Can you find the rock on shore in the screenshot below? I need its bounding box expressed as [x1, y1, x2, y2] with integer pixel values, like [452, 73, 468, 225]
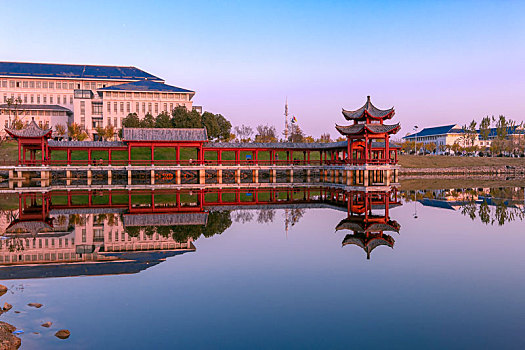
[54, 329, 70, 339]
[0, 321, 21, 349]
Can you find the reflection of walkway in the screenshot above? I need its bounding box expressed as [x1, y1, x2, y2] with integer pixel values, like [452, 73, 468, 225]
[0, 184, 403, 278]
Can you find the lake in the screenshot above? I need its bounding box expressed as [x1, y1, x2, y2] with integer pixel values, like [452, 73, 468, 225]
[0, 185, 524, 349]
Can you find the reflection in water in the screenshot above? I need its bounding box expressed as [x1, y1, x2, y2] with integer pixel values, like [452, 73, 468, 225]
[0, 185, 402, 278]
[336, 190, 401, 259]
[402, 187, 525, 225]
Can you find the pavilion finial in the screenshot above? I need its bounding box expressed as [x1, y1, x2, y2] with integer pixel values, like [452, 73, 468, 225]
[367, 96, 371, 102]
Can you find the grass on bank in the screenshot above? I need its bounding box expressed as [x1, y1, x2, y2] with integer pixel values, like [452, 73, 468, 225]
[398, 155, 525, 168]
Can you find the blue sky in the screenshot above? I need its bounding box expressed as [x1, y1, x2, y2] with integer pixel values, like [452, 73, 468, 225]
[1, 0, 524, 138]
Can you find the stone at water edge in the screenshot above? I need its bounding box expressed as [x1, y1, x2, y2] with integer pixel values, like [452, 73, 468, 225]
[0, 284, 7, 297]
[27, 303, 43, 308]
[41, 322, 52, 328]
[3, 302, 12, 311]
[55, 329, 70, 339]
[0, 321, 22, 349]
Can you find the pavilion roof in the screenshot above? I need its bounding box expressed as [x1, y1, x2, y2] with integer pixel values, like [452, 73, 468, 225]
[342, 233, 395, 259]
[123, 212, 208, 227]
[335, 123, 400, 136]
[335, 218, 400, 233]
[5, 119, 52, 138]
[122, 128, 208, 142]
[342, 96, 395, 121]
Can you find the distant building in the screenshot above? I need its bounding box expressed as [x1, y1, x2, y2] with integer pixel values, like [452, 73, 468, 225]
[0, 61, 196, 139]
[403, 123, 524, 152]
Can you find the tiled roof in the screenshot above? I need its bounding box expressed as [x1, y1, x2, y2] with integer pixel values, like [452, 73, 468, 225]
[122, 128, 208, 142]
[5, 120, 52, 138]
[123, 213, 208, 227]
[48, 140, 126, 148]
[0, 104, 72, 113]
[402, 124, 460, 139]
[335, 218, 400, 232]
[6, 220, 53, 235]
[98, 80, 193, 93]
[0, 61, 162, 81]
[205, 141, 348, 150]
[342, 233, 395, 253]
[342, 96, 395, 120]
[335, 123, 400, 135]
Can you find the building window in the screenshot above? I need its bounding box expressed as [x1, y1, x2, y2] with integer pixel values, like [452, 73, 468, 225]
[170, 103, 173, 111]
[24, 95, 27, 103]
[107, 102, 111, 113]
[114, 102, 117, 113]
[148, 103, 152, 112]
[80, 101, 85, 116]
[106, 92, 112, 98]
[9, 81, 15, 88]
[49, 82, 54, 89]
[70, 96, 73, 104]
[114, 117, 118, 127]
[126, 102, 130, 113]
[91, 82, 96, 89]
[1, 81, 6, 88]
[30, 95, 34, 103]
[136, 102, 139, 112]
[120, 102, 124, 113]
[69, 83, 74, 90]
[50, 96, 53, 104]
[57, 96, 61, 104]
[22, 81, 28, 88]
[92, 102, 103, 115]
[36, 81, 41, 88]
[56, 82, 61, 89]
[154, 103, 158, 114]
[163, 103, 167, 111]
[43, 95, 47, 103]
[29, 81, 34, 88]
[37, 95, 41, 103]
[142, 103, 145, 113]
[43, 81, 48, 88]
[63, 95, 67, 104]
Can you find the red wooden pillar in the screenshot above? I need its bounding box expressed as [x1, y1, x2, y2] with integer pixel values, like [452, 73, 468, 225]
[151, 146, 155, 165]
[67, 149, 71, 165]
[88, 149, 92, 165]
[41, 141, 44, 165]
[364, 135, 369, 164]
[235, 151, 239, 165]
[88, 191, 92, 206]
[127, 145, 131, 165]
[23, 148, 26, 165]
[307, 151, 310, 164]
[176, 146, 180, 165]
[385, 134, 390, 164]
[217, 150, 222, 165]
[17, 141, 21, 165]
[199, 146, 204, 165]
[255, 150, 258, 164]
[347, 137, 351, 164]
[108, 150, 112, 165]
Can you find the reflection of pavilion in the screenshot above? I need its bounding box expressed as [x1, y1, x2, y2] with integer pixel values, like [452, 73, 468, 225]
[336, 189, 401, 259]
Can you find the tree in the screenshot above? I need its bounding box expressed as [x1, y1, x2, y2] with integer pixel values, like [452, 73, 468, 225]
[155, 112, 172, 128]
[171, 107, 201, 128]
[424, 142, 436, 154]
[68, 123, 88, 141]
[289, 123, 304, 143]
[201, 112, 220, 140]
[303, 136, 315, 143]
[4, 97, 26, 128]
[122, 113, 141, 128]
[214, 113, 232, 141]
[461, 120, 477, 147]
[140, 113, 155, 128]
[479, 116, 491, 143]
[319, 133, 331, 143]
[255, 124, 277, 142]
[54, 124, 67, 140]
[234, 124, 254, 142]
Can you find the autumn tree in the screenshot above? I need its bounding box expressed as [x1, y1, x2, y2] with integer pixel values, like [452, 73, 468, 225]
[318, 133, 331, 143]
[255, 124, 277, 142]
[54, 124, 67, 140]
[68, 123, 88, 141]
[234, 124, 254, 142]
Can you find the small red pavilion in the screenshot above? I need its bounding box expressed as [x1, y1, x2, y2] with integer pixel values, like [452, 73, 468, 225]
[5, 119, 52, 166]
[336, 96, 400, 165]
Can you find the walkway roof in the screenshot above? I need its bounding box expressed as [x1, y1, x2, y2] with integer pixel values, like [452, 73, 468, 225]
[122, 128, 208, 142]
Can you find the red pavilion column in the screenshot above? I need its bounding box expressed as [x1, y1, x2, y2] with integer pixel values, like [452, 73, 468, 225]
[385, 134, 390, 164]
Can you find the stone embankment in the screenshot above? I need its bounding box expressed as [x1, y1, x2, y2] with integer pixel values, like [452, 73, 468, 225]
[400, 165, 525, 177]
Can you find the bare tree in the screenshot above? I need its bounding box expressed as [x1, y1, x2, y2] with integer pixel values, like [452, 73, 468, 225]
[234, 124, 254, 142]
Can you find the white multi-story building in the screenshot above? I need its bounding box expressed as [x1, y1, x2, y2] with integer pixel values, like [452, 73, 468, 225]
[0, 61, 197, 139]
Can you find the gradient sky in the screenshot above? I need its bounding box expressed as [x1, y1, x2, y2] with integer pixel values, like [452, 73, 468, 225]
[1, 0, 524, 138]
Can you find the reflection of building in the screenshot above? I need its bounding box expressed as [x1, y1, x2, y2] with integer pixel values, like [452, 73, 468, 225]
[336, 189, 401, 259]
[0, 192, 197, 278]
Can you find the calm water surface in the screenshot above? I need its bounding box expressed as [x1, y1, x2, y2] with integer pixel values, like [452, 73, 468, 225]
[1, 186, 524, 349]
